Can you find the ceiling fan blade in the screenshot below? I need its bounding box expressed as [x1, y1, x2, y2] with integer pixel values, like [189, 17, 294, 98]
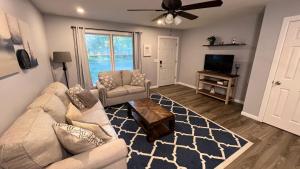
[177, 11, 198, 20]
[152, 13, 167, 22]
[180, 0, 223, 11]
[127, 9, 165, 11]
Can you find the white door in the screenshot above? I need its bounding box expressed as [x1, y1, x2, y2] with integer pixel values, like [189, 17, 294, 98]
[263, 16, 300, 136]
[158, 37, 178, 86]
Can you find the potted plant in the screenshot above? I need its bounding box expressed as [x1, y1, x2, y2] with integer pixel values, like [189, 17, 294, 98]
[207, 36, 216, 46]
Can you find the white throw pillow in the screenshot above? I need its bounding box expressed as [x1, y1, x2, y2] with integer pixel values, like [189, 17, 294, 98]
[130, 72, 145, 87]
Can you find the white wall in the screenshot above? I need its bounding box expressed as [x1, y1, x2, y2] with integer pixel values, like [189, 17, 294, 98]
[243, 0, 300, 117]
[43, 15, 182, 87]
[178, 12, 263, 102]
[0, 0, 52, 134]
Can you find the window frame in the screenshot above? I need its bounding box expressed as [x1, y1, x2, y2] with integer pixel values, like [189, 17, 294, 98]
[85, 30, 134, 72]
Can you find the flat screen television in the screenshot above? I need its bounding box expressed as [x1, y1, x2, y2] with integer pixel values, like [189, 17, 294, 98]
[204, 54, 234, 74]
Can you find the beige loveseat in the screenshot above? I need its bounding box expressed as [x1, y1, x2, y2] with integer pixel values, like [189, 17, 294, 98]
[0, 82, 128, 169]
[96, 70, 151, 107]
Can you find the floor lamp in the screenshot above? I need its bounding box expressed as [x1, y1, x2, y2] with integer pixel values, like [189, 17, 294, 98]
[53, 52, 72, 88]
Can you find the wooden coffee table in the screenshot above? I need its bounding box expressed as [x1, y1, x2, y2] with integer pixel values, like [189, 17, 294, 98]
[127, 98, 175, 142]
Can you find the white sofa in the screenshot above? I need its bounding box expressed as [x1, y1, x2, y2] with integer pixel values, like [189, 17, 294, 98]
[97, 70, 151, 107]
[0, 82, 128, 169]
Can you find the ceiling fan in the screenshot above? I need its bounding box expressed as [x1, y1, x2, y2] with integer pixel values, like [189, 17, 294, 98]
[128, 0, 223, 25]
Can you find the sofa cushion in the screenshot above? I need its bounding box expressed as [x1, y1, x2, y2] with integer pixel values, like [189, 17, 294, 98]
[28, 93, 66, 123]
[107, 86, 128, 98]
[53, 123, 105, 155]
[42, 82, 70, 107]
[0, 108, 64, 169]
[102, 125, 118, 138]
[122, 70, 140, 85]
[99, 71, 122, 87]
[124, 85, 145, 94]
[81, 107, 111, 126]
[66, 85, 86, 110]
[66, 103, 83, 124]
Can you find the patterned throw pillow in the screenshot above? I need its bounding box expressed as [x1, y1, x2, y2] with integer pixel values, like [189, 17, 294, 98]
[71, 121, 112, 142]
[130, 72, 145, 86]
[99, 74, 116, 91]
[65, 103, 83, 124]
[66, 84, 85, 110]
[53, 123, 105, 154]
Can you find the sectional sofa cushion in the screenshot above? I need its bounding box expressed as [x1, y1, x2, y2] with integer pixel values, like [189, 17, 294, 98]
[0, 108, 64, 169]
[28, 93, 66, 123]
[53, 123, 105, 155]
[66, 85, 86, 110]
[42, 82, 70, 107]
[66, 103, 83, 124]
[99, 71, 122, 87]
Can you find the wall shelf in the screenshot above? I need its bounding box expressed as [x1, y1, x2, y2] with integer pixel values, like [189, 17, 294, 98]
[203, 43, 246, 47]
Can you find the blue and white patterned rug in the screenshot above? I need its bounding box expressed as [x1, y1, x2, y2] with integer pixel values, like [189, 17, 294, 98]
[105, 93, 252, 169]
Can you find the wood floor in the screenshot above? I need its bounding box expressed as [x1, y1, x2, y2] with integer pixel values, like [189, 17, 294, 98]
[152, 84, 300, 169]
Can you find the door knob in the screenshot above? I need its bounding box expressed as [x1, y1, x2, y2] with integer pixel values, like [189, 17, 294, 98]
[273, 81, 281, 86]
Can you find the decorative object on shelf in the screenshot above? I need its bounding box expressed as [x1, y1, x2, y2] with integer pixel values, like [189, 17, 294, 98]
[16, 49, 31, 69]
[235, 63, 240, 75]
[210, 87, 215, 94]
[53, 51, 72, 88]
[203, 43, 246, 47]
[143, 44, 152, 57]
[232, 38, 237, 44]
[207, 36, 216, 46]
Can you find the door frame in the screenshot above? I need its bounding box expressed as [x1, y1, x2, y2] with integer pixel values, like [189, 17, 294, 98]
[157, 36, 179, 87]
[258, 15, 300, 122]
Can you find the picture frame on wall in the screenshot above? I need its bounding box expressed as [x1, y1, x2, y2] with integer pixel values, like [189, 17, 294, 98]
[143, 44, 152, 57]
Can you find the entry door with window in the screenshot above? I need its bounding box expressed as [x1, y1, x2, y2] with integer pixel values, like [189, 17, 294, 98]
[158, 37, 178, 86]
[85, 31, 134, 85]
[263, 16, 300, 136]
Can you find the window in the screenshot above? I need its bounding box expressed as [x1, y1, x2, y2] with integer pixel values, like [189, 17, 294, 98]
[85, 31, 134, 84]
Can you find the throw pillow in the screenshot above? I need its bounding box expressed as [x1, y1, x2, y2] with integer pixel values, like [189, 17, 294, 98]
[66, 103, 83, 124]
[76, 90, 98, 109]
[66, 84, 85, 110]
[99, 74, 116, 91]
[71, 121, 112, 142]
[53, 123, 105, 154]
[130, 72, 145, 86]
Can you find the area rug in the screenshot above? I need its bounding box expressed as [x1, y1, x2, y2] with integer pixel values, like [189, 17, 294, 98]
[105, 93, 252, 169]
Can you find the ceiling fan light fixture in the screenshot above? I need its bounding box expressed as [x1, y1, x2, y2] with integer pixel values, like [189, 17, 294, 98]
[157, 19, 165, 25]
[174, 16, 182, 25]
[165, 13, 174, 24]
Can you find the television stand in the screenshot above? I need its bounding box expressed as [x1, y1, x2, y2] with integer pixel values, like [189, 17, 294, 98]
[196, 71, 239, 104]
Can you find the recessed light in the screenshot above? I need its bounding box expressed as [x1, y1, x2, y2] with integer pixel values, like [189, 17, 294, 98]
[76, 7, 85, 14]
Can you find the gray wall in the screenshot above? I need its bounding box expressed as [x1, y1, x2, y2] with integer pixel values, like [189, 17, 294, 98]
[0, 0, 52, 134]
[243, 0, 300, 116]
[178, 12, 263, 102]
[43, 15, 182, 87]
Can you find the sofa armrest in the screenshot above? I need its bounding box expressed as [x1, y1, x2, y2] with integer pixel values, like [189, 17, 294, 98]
[90, 89, 99, 99]
[96, 81, 107, 105]
[46, 139, 128, 169]
[145, 79, 151, 98]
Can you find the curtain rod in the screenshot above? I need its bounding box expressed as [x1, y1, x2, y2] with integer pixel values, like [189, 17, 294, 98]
[70, 26, 141, 34]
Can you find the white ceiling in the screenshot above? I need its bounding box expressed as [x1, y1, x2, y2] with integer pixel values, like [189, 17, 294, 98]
[31, 0, 270, 29]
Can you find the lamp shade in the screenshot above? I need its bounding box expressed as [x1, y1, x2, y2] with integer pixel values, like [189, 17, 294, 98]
[53, 52, 72, 63]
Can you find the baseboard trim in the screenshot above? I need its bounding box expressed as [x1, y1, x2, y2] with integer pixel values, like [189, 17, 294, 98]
[150, 85, 159, 89]
[234, 99, 244, 104]
[241, 111, 260, 121]
[176, 82, 196, 89]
